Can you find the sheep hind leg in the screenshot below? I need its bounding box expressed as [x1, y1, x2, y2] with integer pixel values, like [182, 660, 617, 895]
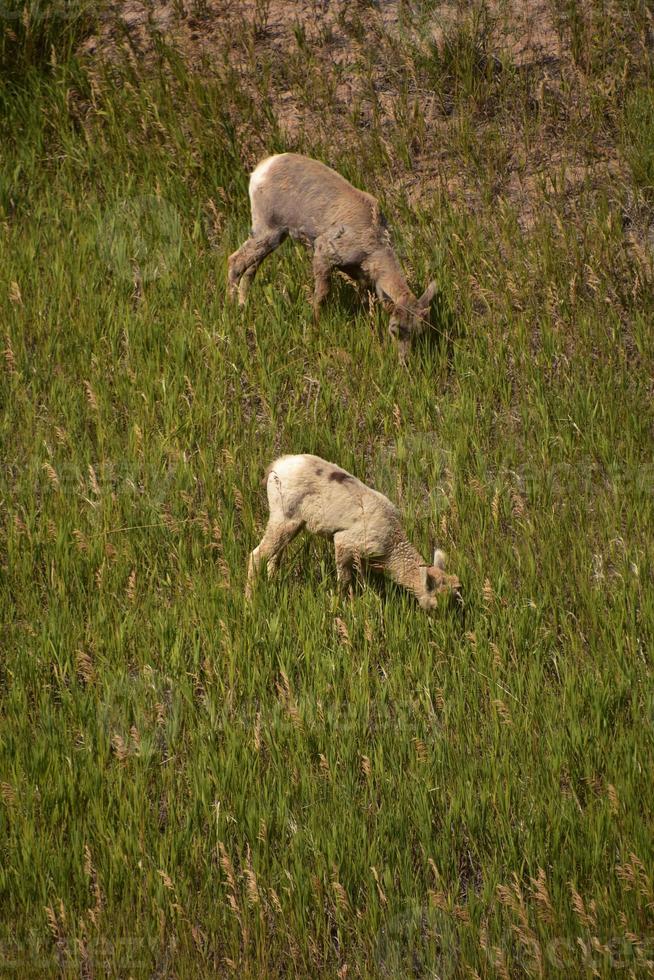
[245, 518, 304, 599]
[227, 228, 287, 305]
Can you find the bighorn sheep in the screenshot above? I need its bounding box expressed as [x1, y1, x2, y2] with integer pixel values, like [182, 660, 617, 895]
[245, 454, 460, 608]
[227, 153, 438, 360]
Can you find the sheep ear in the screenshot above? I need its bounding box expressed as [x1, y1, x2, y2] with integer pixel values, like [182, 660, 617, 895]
[417, 280, 438, 311]
[432, 548, 447, 570]
[376, 285, 395, 312]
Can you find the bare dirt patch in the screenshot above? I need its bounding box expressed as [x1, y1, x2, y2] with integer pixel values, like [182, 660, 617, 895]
[81, 1, 632, 233]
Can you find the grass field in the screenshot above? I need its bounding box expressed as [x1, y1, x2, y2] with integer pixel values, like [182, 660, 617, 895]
[1, 1, 654, 975]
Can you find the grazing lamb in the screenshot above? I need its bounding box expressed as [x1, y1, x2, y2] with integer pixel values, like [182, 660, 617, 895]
[245, 454, 460, 608]
[227, 153, 438, 360]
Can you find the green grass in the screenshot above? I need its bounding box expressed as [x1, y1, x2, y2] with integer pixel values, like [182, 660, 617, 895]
[0, 0, 99, 77]
[1, 3, 654, 975]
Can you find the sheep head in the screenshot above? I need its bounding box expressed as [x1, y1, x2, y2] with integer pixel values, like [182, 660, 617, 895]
[417, 549, 461, 610]
[387, 280, 438, 360]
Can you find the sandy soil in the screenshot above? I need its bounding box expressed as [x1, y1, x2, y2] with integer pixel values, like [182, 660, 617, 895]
[80, 0, 630, 233]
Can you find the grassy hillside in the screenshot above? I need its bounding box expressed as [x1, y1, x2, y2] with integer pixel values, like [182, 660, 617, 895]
[1, 1, 653, 975]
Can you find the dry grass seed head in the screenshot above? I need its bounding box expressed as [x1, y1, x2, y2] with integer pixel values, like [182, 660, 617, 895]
[111, 733, 128, 762]
[569, 882, 596, 929]
[607, 783, 619, 814]
[370, 866, 387, 906]
[268, 887, 282, 914]
[244, 866, 260, 907]
[73, 529, 88, 554]
[482, 577, 495, 606]
[334, 617, 351, 646]
[83, 845, 93, 879]
[1, 782, 17, 806]
[530, 867, 555, 925]
[493, 699, 512, 726]
[88, 464, 100, 495]
[218, 842, 238, 898]
[14, 512, 27, 535]
[83, 380, 98, 412]
[43, 462, 60, 490]
[253, 711, 262, 752]
[331, 878, 350, 914]
[44, 905, 60, 941]
[4, 337, 17, 374]
[158, 869, 175, 892]
[75, 649, 96, 685]
[126, 569, 136, 602]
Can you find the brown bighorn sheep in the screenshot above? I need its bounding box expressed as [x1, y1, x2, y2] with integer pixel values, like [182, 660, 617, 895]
[227, 153, 438, 360]
[245, 454, 460, 608]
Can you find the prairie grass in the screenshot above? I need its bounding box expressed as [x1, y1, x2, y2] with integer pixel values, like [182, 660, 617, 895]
[1, 1, 653, 975]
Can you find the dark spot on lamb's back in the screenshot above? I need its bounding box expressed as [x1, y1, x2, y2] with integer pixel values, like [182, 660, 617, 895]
[329, 470, 352, 484]
[284, 488, 315, 516]
[315, 467, 323, 476]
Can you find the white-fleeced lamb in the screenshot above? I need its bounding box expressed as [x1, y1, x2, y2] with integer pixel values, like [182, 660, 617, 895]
[246, 454, 460, 608]
[227, 153, 438, 361]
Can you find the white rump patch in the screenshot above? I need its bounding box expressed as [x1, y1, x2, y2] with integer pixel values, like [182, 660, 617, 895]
[249, 155, 284, 200]
[268, 455, 306, 487]
[432, 549, 447, 570]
